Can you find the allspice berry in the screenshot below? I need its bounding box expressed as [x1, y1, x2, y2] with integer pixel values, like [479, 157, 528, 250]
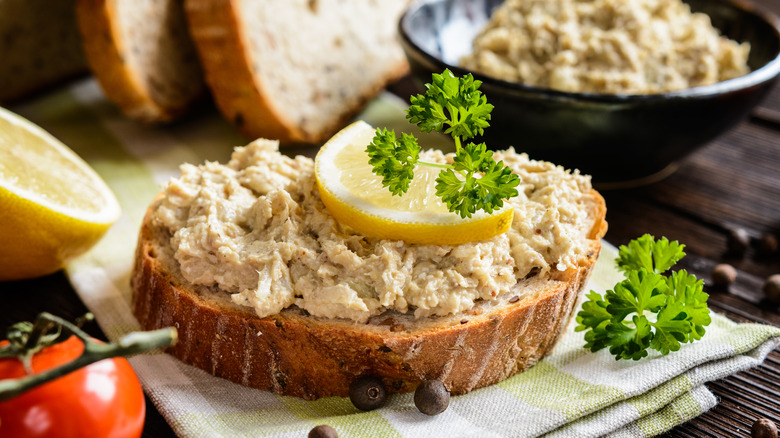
[727, 228, 751, 256]
[349, 375, 387, 411]
[309, 425, 338, 438]
[711, 263, 737, 286]
[752, 417, 777, 438]
[757, 233, 779, 257]
[763, 275, 780, 304]
[414, 380, 450, 416]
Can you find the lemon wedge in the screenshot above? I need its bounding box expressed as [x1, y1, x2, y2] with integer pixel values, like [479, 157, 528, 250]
[315, 121, 513, 245]
[0, 106, 121, 281]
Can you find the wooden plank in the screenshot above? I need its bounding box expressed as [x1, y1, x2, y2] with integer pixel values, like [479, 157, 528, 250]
[670, 349, 780, 436]
[638, 124, 780, 234]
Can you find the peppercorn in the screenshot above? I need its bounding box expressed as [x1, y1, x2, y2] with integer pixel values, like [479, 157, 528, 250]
[349, 375, 387, 411]
[309, 425, 338, 438]
[414, 379, 450, 416]
[727, 227, 750, 256]
[752, 417, 777, 438]
[757, 233, 779, 257]
[763, 275, 780, 304]
[711, 263, 737, 287]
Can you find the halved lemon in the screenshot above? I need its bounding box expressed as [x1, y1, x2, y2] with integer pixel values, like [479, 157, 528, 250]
[0, 106, 121, 281]
[314, 121, 513, 245]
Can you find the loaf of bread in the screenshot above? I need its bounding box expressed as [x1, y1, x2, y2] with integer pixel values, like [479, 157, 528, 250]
[0, 0, 87, 103]
[183, 0, 411, 144]
[75, 0, 206, 122]
[131, 139, 608, 400]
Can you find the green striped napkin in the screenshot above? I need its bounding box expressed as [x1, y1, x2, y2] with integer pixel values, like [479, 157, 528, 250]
[8, 78, 780, 438]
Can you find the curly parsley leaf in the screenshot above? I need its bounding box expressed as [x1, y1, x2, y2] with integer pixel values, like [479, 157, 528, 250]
[578, 290, 612, 331]
[435, 143, 520, 218]
[366, 129, 420, 196]
[650, 301, 690, 355]
[576, 235, 711, 361]
[365, 69, 519, 219]
[666, 269, 711, 342]
[606, 270, 668, 321]
[407, 70, 493, 142]
[617, 233, 686, 274]
[607, 314, 653, 361]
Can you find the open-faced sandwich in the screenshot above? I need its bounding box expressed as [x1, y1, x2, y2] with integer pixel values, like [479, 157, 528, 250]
[131, 71, 607, 400]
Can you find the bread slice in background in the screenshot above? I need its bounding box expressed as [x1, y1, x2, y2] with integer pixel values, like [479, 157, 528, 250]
[75, 0, 206, 122]
[184, 0, 410, 144]
[0, 0, 87, 103]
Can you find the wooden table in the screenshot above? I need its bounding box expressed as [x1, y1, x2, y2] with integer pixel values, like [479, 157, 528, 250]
[3, 5, 780, 437]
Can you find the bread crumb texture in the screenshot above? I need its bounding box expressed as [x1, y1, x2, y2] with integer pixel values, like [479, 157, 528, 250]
[115, 0, 204, 110]
[460, 0, 750, 94]
[152, 142, 597, 322]
[237, 0, 408, 139]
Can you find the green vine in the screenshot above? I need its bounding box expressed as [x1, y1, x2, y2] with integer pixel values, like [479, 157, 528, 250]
[0, 312, 177, 402]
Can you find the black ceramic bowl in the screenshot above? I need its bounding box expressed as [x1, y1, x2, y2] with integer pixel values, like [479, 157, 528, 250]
[399, 0, 780, 185]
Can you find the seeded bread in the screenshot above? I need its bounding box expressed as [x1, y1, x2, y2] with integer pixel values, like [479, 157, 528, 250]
[131, 190, 607, 400]
[183, 0, 411, 144]
[75, 0, 206, 122]
[0, 0, 87, 103]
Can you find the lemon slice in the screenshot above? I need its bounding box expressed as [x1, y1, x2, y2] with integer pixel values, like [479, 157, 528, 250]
[315, 121, 513, 245]
[0, 106, 121, 281]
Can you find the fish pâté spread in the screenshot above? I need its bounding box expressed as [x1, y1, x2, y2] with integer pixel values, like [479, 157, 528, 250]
[460, 0, 750, 94]
[151, 140, 597, 322]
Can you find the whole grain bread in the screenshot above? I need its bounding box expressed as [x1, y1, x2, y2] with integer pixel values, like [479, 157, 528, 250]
[0, 0, 87, 103]
[183, 0, 411, 144]
[75, 0, 206, 122]
[131, 187, 607, 400]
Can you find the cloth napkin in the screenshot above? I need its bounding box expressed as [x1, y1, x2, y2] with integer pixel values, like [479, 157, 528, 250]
[9, 78, 780, 438]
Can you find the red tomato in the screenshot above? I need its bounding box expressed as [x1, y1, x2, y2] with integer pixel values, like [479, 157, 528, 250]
[0, 336, 145, 438]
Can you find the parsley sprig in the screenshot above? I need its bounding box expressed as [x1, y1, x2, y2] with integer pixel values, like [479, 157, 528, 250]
[575, 234, 711, 360]
[365, 70, 520, 218]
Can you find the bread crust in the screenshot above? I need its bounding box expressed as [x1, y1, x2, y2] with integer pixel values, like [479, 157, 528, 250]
[183, 0, 410, 144]
[132, 190, 607, 400]
[75, 0, 202, 122]
[183, 0, 292, 141]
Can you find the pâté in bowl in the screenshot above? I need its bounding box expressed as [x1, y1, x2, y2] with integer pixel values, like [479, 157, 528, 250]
[399, 0, 780, 185]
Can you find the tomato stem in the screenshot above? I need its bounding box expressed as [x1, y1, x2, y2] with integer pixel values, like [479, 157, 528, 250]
[0, 312, 177, 402]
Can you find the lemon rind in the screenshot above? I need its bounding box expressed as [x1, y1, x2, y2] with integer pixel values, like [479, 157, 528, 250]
[318, 180, 513, 245]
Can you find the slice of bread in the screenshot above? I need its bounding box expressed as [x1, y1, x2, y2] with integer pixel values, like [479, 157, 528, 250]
[131, 146, 608, 400]
[75, 0, 205, 122]
[183, 0, 410, 144]
[0, 0, 87, 103]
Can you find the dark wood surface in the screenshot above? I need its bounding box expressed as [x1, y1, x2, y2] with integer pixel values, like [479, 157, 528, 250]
[3, 3, 780, 436]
